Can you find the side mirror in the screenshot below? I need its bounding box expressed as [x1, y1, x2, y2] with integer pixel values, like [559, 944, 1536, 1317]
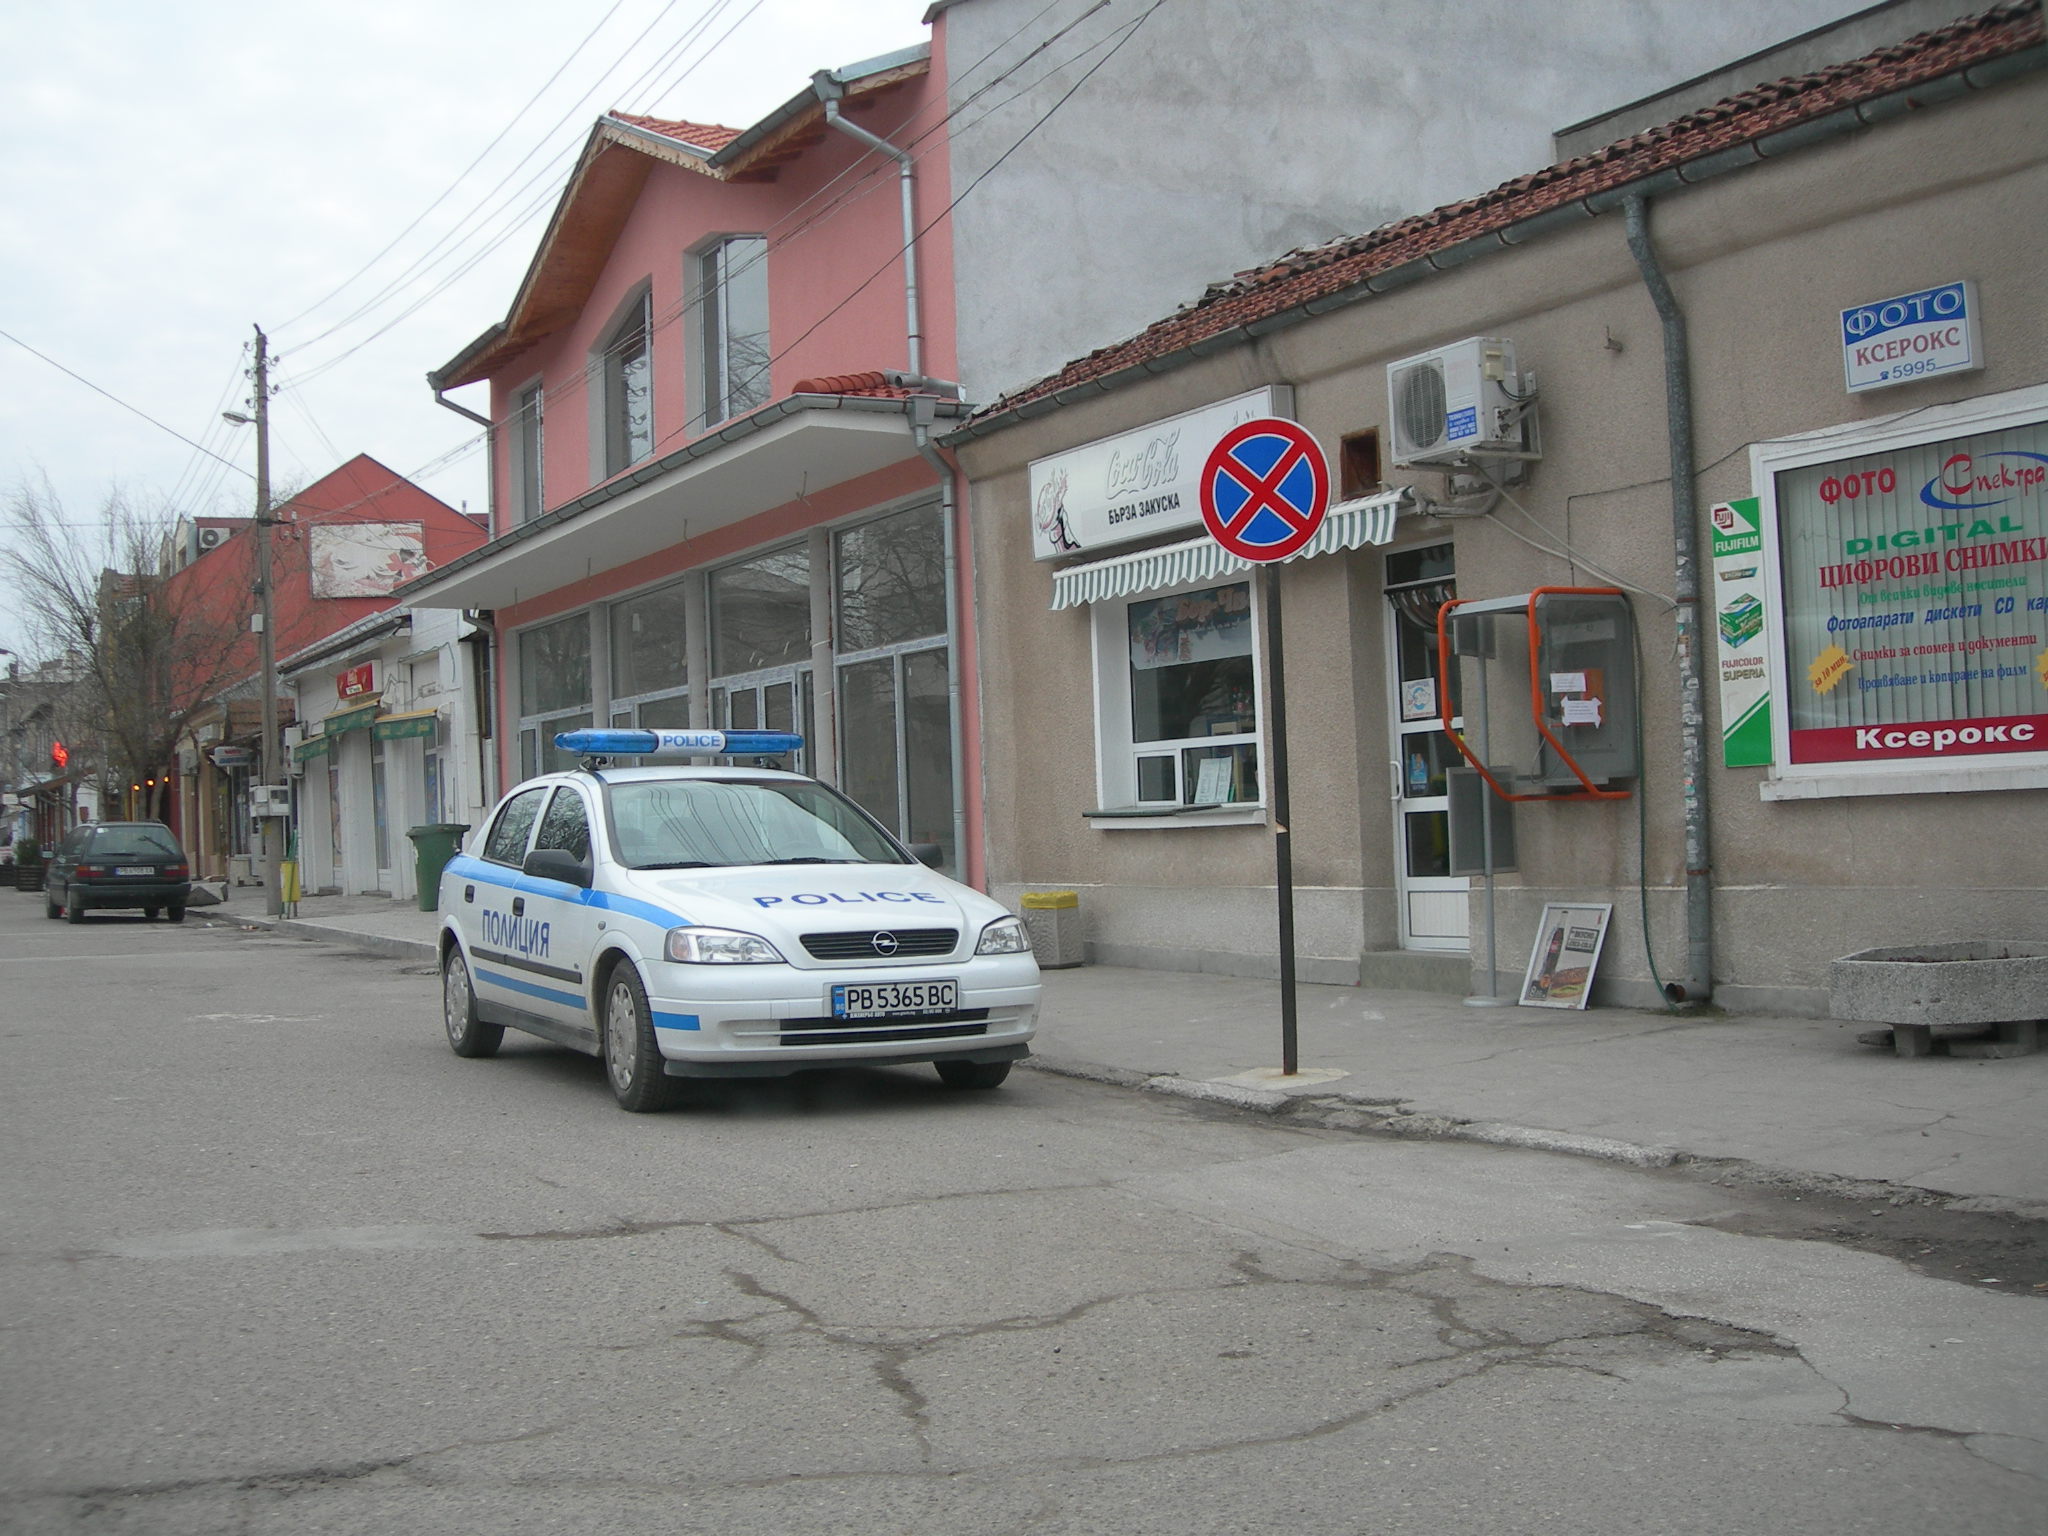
[523, 847, 592, 888]
[908, 842, 944, 869]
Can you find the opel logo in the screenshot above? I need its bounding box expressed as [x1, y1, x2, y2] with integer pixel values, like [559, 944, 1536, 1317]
[871, 931, 900, 956]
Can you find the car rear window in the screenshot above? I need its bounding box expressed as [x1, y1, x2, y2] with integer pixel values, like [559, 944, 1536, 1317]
[90, 827, 182, 858]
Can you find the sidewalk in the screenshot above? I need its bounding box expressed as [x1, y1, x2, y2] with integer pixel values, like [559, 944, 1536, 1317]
[215, 890, 2048, 1218]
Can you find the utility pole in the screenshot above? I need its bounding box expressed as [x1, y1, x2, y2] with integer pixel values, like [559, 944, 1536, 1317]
[253, 326, 282, 918]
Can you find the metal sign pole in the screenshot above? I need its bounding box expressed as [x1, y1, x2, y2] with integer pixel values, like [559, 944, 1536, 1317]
[1265, 563, 1299, 1074]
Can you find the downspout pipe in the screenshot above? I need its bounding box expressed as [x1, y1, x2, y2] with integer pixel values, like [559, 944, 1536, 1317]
[813, 71, 924, 383]
[1623, 193, 1713, 1006]
[909, 395, 972, 888]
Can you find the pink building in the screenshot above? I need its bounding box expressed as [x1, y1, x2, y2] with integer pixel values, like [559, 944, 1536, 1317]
[409, 43, 985, 877]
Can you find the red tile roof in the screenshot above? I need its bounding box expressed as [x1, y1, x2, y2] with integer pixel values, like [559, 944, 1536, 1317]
[790, 370, 921, 398]
[607, 113, 742, 153]
[973, 2, 2045, 425]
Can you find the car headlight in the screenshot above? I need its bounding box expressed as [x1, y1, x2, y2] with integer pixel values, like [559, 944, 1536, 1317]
[975, 915, 1033, 956]
[665, 927, 786, 964]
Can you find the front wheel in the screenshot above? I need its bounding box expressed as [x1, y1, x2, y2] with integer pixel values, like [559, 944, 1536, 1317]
[603, 964, 679, 1113]
[442, 948, 503, 1058]
[935, 1059, 1012, 1090]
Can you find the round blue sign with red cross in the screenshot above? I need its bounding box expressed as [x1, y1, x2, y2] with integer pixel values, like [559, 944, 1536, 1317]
[1199, 418, 1331, 563]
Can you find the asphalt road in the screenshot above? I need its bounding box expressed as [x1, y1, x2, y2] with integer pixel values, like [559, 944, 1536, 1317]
[2, 896, 2043, 1534]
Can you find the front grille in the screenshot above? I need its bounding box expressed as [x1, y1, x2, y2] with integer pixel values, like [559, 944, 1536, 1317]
[777, 1011, 989, 1047]
[799, 927, 958, 960]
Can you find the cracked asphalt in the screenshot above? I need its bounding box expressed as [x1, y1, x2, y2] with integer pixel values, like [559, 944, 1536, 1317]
[2, 905, 2043, 1534]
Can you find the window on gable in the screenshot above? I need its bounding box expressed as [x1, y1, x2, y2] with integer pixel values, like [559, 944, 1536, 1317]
[513, 383, 544, 524]
[698, 236, 769, 426]
[603, 291, 653, 474]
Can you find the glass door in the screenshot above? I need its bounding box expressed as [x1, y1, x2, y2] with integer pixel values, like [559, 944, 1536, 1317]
[1384, 545, 1466, 950]
[710, 666, 813, 775]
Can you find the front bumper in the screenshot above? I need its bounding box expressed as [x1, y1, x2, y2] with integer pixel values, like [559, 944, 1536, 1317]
[645, 951, 1041, 1074]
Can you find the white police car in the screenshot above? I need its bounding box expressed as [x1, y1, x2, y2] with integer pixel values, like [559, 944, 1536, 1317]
[436, 729, 1040, 1111]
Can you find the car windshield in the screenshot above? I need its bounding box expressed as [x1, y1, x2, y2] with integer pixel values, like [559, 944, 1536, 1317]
[604, 778, 907, 870]
[90, 827, 182, 858]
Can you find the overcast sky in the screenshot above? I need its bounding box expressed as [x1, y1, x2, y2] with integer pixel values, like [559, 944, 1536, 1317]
[0, 0, 934, 663]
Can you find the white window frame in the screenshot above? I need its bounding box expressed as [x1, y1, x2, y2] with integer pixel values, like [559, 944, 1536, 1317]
[510, 378, 545, 525]
[592, 284, 654, 479]
[1754, 380, 2048, 801]
[692, 234, 770, 431]
[1086, 574, 1267, 830]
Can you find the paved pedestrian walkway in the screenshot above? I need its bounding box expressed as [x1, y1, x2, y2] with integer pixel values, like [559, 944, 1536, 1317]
[206, 888, 2048, 1218]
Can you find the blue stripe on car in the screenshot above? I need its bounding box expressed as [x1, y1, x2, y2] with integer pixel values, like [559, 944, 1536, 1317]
[652, 1012, 702, 1032]
[475, 966, 586, 1010]
[447, 854, 688, 929]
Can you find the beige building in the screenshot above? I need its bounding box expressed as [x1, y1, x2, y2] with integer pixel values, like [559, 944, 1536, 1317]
[947, 3, 2048, 1015]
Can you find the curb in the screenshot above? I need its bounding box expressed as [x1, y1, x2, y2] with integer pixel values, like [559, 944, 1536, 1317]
[1023, 1057, 2048, 1222]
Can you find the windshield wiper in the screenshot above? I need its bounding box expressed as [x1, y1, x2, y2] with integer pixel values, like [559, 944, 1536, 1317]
[636, 859, 721, 870]
[759, 856, 858, 865]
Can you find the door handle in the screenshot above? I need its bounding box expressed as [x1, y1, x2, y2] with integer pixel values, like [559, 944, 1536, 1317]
[1389, 759, 1403, 803]
[512, 897, 525, 916]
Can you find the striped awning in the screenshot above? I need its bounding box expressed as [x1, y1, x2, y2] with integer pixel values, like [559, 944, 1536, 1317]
[1048, 488, 1408, 610]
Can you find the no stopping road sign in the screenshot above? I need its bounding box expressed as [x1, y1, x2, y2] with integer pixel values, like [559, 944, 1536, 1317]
[1199, 418, 1331, 563]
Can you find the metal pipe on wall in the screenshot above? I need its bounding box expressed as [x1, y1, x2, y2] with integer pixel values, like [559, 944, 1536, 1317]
[1623, 194, 1714, 1005]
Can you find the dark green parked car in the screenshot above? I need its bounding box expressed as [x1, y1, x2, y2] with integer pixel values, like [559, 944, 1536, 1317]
[44, 822, 192, 923]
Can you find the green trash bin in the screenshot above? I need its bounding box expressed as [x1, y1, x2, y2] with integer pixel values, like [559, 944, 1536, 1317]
[406, 823, 471, 913]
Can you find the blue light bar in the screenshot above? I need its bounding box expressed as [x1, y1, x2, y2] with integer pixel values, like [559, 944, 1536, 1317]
[555, 728, 804, 758]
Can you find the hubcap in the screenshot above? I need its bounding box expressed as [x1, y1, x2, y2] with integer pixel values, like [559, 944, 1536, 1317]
[444, 957, 471, 1042]
[606, 981, 638, 1090]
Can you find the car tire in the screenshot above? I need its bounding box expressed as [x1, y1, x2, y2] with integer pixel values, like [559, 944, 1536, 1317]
[166, 903, 186, 924]
[442, 948, 503, 1058]
[64, 897, 86, 924]
[935, 1059, 1012, 1090]
[143, 906, 160, 921]
[44, 891, 61, 920]
[602, 962, 679, 1113]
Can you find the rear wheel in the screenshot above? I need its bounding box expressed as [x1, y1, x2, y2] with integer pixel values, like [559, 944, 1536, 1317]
[442, 948, 502, 1058]
[44, 890, 60, 920]
[64, 897, 86, 924]
[603, 963, 679, 1113]
[935, 1058, 1012, 1090]
[143, 906, 160, 921]
[167, 903, 187, 924]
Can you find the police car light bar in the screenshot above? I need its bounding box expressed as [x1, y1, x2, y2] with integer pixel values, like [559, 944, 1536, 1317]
[554, 728, 804, 758]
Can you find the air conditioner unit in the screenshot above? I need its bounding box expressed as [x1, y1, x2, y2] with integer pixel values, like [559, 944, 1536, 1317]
[197, 526, 231, 552]
[1386, 337, 1533, 469]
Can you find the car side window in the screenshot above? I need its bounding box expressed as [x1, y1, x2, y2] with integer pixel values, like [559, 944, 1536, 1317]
[482, 787, 549, 866]
[534, 788, 591, 861]
[61, 829, 90, 857]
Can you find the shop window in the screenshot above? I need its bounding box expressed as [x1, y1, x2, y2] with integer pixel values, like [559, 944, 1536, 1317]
[610, 579, 689, 725]
[601, 290, 653, 474]
[1755, 387, 2048, 794]
[517, 613, 593, 777]
[698, 236, 770, 426]
[710, 545, 810, 674]
[835, 504, 946, 651]
[1091, 579, 1262, 810]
